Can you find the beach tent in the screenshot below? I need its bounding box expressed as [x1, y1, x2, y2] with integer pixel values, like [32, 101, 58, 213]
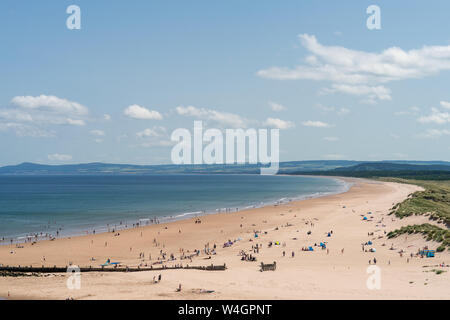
[367, 241, 373, 245]
[308, 246, 314, 251]
[422, 250, 435, 258]
[223, 241, 233, 247]
[363, 217, 368, 220]
[101, 260, 120, 266]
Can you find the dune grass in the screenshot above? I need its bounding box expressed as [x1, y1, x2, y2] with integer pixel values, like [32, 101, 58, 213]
[385, 179, 450, 225]
[387, 224, 450, 252]
[381, 179, 450, 251]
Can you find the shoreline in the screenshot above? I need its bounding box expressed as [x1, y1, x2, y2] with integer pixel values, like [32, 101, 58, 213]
[0, 175, 351, 246]
[1, 177, 449, 300]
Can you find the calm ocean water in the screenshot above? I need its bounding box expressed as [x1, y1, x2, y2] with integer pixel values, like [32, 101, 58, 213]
[0, 175, 349, 242]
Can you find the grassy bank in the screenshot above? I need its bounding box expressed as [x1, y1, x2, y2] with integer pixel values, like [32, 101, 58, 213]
[387, 224, 450, 252]
[387, 179, 450, 225]
[383, 179, 450, 251]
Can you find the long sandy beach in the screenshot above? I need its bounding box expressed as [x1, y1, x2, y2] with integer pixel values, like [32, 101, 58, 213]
[0, 178, 448, 299]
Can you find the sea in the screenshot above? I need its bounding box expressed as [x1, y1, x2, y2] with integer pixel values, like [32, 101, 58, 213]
[0, 174, 350, 243]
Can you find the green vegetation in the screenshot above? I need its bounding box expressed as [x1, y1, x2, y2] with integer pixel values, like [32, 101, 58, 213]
[297, 170, 450, 180]
[387, 224, 450, 252]
[382, 179, 450, 252]
[299, 167, 450, 250]
[386, 179, 450, 225]
[425, 269, 447, 275]
[434, 269, 446, 275]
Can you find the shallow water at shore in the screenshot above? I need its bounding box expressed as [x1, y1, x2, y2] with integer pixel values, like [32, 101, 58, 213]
[0, 174, 349, 242]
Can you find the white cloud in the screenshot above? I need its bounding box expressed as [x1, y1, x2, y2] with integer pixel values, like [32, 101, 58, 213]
[140, 140, 174, 148]
[136, 126, 172, 147]
[323, 136, 339, 141]
[263, 117, 294, 129]
[440, 101, 450, 109]
[322, 84, 392, 103]
[302, 120, 330, 128]
[48, 153, 72, 161]
[0, 122, 54, 137]
[418, 108, 450, 124]
[0, 109, 33, 122]
[136, 126, 166, 138]
[421, 128, 450, 138]
[324, 154, 346, 160]
[90, 129, 105, 136]
[12, 95, 88, 115]
[394, 106, 420, 116]
[268, 101, 286, 112]
[258, 34, 450, 102]
[124, 104, 163, 120]
[0, 95, 89, 134]
[175, 105, 248, 128]
[337, 108, 350, 115]
[103, 114, 111, 121]
[66, 118, 85, 126]
[316, 104, 350, 115]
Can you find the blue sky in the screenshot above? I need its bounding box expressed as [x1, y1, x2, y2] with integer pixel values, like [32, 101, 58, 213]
[1, 0, 450, 165]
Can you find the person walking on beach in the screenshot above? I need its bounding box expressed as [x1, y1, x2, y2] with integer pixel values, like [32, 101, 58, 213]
[158, 274, 162, 282]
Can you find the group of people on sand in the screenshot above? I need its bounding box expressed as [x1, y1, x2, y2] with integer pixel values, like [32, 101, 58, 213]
[240, 250, 257, 261]
[152, 274, 162, 284]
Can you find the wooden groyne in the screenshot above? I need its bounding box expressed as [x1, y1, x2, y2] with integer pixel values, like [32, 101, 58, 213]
[0, 263, 226, 274]
[260, 261, 276, 272]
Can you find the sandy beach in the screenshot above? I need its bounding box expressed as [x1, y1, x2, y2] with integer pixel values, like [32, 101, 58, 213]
[0, 177, 448, 300]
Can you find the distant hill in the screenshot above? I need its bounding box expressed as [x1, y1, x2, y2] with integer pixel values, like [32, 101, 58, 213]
[290, 161, 450, 180]
[332, 162, 450, 172]
[0, 160, 360, 175]
[0, 160, 449, 176]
